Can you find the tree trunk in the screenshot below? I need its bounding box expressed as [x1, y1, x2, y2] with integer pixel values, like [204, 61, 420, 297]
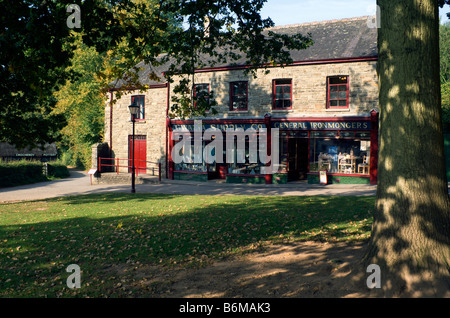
[363, 0, 450, 297]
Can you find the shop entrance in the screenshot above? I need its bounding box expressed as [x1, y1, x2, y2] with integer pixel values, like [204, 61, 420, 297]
[288, 138, 309, 181]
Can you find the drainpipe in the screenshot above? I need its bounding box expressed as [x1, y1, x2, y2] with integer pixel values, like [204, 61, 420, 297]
[166, 81, 170, 179]
[109, 89, 113, 158]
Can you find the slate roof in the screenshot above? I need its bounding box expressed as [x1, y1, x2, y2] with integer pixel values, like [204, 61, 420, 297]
[111, 16, 377, 89]
[0, 142, 57, 157]
[270, 16, 377, 61]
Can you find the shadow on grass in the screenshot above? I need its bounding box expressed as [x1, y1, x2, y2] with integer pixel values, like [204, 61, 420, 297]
[0, 193, 375, 297]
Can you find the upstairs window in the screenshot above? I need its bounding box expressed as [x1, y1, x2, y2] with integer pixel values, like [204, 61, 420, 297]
[131, 95, 145, 120]
[273, 79, 292, 109]
[327, 76, 349, 109]
[194, 83, 210, 109]
[230, 81, 248, 111]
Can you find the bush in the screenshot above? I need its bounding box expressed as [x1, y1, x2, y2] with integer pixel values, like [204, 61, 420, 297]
[46, 162, 70, 178]
[0, 160, 47, 188]
[0, 160, 69, 188]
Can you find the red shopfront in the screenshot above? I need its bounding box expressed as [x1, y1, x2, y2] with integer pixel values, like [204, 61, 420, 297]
[168, 111, 378, 185]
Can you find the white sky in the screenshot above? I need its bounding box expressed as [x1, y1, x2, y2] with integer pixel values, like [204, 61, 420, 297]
[260, 0, 450, 26]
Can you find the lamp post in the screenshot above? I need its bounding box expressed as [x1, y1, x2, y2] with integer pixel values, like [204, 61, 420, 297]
[128, 102, 140, 193]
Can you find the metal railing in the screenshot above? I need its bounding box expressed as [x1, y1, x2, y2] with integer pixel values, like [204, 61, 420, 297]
[98, 157, 161, 182]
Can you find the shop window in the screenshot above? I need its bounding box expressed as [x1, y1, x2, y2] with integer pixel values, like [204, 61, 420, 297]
[173, 133, 217, 173]
[230, 81, 248, 111]
[194, 83, 210, 109]
[131, 95, 145, 120]
[273, 79, 292, 109]
[309, 132, 370, 175]
[227, 133, 266, 175]
[327, 76, 349, 109]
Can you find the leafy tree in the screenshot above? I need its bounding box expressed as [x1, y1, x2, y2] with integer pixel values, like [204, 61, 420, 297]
[443, 82, 450, 130]
[362, 0, 450, 297]
[440, 22, 450, 83]
[52, 34, 107, 169]
[0, 0, 74, 148]
[440, 22, 450, 130]
[1, 0, 313, 148]
[53, 0, 176, 169]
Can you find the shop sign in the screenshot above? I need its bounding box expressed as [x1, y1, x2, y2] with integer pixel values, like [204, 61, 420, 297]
[171, 120, 280, 174]
[319, 170, 328, 184]
[272, 121, 371, 130]
[172, 123, 266, 132]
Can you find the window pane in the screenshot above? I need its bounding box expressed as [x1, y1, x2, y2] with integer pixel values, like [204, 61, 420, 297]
[330, 85, 338, 92]
[339, 91, 347, 99]
[274, 80, 292, 109]
[309, 137, 368, 174]
[232, 83, 242, 95]
[330, 92, 338, 99]
[329, 100, 338, 107]
[132, 96, 145, 119]
[282, 86, 291, 94]
[233, 96, 247, 109]
[339, 100, 347, 106]
[195, 84, 209, 94]
[338, 85, 347, 91]
[231, 82, 247, 110]
[340, 131, 354, 138]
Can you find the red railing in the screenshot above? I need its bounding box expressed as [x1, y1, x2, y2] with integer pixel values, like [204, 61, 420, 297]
[98, 157, 161, 182]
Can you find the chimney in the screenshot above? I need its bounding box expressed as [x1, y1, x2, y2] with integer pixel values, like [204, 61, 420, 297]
[204, 15, 211, 38]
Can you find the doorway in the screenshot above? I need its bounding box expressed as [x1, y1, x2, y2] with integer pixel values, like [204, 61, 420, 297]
[128, 135, 147, 174]
[287, 137, 309, 181]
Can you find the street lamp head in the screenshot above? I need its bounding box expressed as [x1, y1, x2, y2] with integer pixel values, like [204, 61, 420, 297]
[128, 102, 140, 117]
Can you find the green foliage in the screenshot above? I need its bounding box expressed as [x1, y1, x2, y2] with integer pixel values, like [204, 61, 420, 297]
[0, 160, 70, 188]
[158, 1, 313, 118]
[0, 160, 47, 188]
[440, 22, 450, 83]
[170, 78, 219, 118]
[1, 0, 313, 144]
[0, 1, 81, 148]
[53, 35, 107, 170]
[442, 82, 450, 130]
[47, 162, 70, 179]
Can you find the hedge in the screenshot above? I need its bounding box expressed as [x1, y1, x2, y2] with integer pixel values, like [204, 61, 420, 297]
[0, 161, 69, 188]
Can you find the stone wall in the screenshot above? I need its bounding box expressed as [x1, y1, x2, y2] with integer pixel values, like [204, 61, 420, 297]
[104, 86, 168, 175]
[105, 60, 378, 179]
[170, 60, 378, 118]
[91, 142, 110, 173]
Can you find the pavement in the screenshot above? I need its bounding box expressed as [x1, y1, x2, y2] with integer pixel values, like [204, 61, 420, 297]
[2, 169, 449, 203]
[0, 169, 380, 203]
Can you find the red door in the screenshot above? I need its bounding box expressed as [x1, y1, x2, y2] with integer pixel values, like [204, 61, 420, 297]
[129, 135, 147, 174]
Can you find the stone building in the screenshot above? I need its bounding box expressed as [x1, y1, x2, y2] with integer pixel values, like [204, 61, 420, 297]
[0, 142, 57, 162]
[102, 16, 379, 185]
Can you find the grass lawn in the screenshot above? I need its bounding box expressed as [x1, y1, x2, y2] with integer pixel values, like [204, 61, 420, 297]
[0, 193, 374, 297]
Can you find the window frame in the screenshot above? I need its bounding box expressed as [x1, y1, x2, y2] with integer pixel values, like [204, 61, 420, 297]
[229, 81, 248, 111]
[326, 75, 349, 109]
[272, 78, 293, 110]
[131, 95, 145, 120]
[193, 83, 210, 110]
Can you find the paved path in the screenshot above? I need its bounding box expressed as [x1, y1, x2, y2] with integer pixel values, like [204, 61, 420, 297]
[0, 169, 380, 203]
[3, 169, 449, 203]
